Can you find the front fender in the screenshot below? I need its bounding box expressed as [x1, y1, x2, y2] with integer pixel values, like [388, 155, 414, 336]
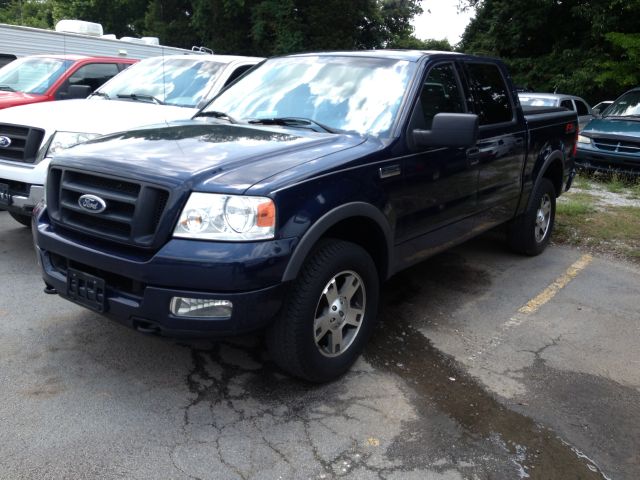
[281, 201, 393, 282]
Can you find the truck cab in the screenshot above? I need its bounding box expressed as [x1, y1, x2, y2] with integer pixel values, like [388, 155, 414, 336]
[0, 54, 136, 109]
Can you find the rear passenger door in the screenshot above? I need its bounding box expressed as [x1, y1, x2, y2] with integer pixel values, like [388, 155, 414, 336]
[462, 61, 527, 228]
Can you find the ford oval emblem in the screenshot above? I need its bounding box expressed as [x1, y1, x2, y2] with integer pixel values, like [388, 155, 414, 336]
[0, 136, 11, 148]
[78, 194, 107, 214]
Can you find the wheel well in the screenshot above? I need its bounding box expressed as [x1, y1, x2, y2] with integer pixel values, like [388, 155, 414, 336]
[542, 158, 563, 197]
[322, 216, 389, 280]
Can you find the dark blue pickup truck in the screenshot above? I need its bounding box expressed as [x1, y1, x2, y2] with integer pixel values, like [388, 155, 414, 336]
[34, 51, 578, 382]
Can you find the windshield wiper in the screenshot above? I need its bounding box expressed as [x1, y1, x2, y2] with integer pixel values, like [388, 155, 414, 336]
[247, 117, 339, 134]
[0, 85, 16, 92]
[90, 91, 110, 99]
[116, 93, 165, 105]
[195, 110, 239, 124]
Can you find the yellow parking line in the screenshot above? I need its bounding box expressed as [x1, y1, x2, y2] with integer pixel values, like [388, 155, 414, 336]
[517, 254, 593, 315]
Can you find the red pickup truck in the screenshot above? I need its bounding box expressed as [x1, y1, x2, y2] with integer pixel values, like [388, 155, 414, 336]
[0, 54, 136, 109]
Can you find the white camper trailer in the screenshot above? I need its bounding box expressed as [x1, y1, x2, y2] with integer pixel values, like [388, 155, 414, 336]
[0, 20, 205, 67]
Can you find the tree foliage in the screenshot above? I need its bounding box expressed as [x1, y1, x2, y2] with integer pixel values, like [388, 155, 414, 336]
[0, 0, 429, 56]
[458, 0, 640, 103]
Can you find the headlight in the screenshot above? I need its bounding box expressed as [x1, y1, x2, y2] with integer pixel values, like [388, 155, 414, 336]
[47, 131, 101, 156]
[174, 193, 276, 241]
[577, 134, 592, 145]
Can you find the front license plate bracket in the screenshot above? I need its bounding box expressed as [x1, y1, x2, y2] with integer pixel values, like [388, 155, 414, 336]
[66, 268, 106, 313]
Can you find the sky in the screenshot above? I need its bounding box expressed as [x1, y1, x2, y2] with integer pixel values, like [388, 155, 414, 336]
[411, 0, 476, 45]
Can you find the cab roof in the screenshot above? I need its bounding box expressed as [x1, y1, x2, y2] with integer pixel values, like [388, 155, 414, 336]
[289, 50, 464, 62]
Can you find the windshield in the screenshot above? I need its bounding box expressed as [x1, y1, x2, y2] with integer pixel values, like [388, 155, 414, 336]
[518, 95, 557, 107]
[0, 57, 72, 94]
[203, 55, 417, 136]
[604, 91, 640, 117]
[97, 57, 225, 108]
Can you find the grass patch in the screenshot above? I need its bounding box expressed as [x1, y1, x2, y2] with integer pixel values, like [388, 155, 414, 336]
[572, 174, 592, 190]
[604, 173, 627, 193]
[554, 194, 640, 262]
[557, 197, 596, 217]
[628, 181, 640, 199]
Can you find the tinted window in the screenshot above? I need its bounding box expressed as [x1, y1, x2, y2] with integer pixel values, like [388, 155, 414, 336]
[224, 65, 253, 86]
[68, 63, 120, 92]
[575, 100, 589, 116]
[465, 63, 513, 125]
[560, 100, 573, 110]
[415, 63, 465, 129]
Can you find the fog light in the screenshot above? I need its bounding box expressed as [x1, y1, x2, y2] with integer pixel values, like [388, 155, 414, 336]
[170, 297, 233, 318]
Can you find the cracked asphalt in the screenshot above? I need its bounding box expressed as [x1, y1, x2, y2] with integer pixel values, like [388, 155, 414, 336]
[0, 210, 638, 479]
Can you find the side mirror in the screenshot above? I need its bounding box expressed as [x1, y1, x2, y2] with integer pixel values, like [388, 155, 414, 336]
[67, 84, 93, 99]
[413, 113, 479, 148]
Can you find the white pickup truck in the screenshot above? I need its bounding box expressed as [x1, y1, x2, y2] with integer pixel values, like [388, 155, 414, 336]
[0, 53, 262, 226]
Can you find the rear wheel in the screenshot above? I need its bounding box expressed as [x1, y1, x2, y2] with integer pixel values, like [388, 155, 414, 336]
[9, 211, 31, 228]
[267, 239, 379, 382]
[507, 177, 556, 255]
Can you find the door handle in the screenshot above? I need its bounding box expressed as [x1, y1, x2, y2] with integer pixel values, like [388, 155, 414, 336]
[379, 164, 401, 179]
[466, 147, 480, 166]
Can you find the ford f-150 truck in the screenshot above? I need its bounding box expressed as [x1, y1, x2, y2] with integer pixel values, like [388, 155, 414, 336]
[0, 54, 136, 109]
[34, 51, 578, 382]
[0, 54, 262, 226]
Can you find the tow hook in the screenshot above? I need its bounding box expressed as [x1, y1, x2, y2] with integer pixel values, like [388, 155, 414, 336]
[43, 284, 57, 295]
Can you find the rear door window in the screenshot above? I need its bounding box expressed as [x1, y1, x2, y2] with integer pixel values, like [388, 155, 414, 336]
[464, 63, 513, 125]
[575, 100, 590, 115]
[560, 100, 574, 111]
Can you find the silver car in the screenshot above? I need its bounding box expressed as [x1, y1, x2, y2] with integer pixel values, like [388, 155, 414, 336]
[518, 92, 593, 130]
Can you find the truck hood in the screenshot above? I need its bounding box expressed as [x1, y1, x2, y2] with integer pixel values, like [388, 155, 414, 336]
[0, 98, 196, 134]
[0, 90, 48, 109]
[582, 117, 640, 139]
[52, 121, 367, 194]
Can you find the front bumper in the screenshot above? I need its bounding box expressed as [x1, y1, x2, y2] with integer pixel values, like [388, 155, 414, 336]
[35, 209, 296, 337]
[0, 158, 49, 214]
[576, 147, 640, 175]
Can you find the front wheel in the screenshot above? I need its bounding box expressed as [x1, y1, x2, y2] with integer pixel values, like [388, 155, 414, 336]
[507, 177, 556, 256]
[267, 239, 380, 382]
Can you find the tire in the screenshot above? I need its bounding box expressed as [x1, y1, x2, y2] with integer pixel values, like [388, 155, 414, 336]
[267, 239, 380, 383]
[9, 211, 32, 228]
[507, 177, 556, 256]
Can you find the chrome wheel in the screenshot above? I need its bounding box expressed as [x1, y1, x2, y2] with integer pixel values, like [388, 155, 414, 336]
[535, 193, 552, 243]
[313, 270, 366, 358]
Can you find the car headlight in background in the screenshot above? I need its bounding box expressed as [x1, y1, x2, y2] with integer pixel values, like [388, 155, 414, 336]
[174, 193, 276, 241]
[577, 134, 592, 145]
[47, 131, 101, 156]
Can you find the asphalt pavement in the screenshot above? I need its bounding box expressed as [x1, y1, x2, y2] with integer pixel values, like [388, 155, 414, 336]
[0, 210, 638, 479]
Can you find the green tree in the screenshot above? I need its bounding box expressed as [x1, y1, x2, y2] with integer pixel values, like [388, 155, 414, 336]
[51, 0, 151, 37]
[458, 0, 640, 102]
[144, 0, 193, 48]
[0, 0, 55, 28]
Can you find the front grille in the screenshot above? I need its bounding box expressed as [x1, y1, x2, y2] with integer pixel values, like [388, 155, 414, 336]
[48, 168, 170, 248]
[593, 138, 640, 155]
[0, 123, 45, 163]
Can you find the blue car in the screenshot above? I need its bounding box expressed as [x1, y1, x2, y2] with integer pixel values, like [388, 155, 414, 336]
[576, 87, 640, 174]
